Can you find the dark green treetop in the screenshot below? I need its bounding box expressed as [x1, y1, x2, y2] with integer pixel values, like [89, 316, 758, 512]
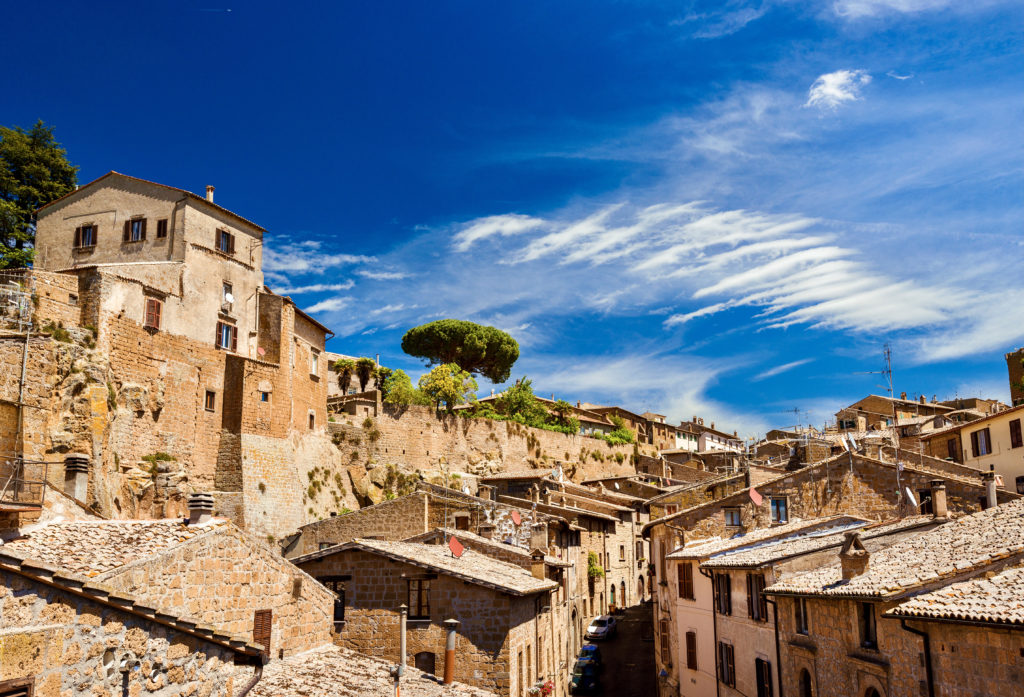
[401, 319, 519, 384]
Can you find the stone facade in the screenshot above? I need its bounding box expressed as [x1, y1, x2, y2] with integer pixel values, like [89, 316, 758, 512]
[0, 565, 258, 697]
[1007, 347, 1024, 407]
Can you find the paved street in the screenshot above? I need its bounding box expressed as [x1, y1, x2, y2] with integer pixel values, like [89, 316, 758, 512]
[586, 605, 656, 697]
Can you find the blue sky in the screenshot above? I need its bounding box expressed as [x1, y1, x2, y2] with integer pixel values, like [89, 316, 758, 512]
[6, 1, 1022, 435]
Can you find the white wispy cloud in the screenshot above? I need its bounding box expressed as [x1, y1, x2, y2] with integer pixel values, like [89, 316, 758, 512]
[753, 358, 815, 381]
[886, 71, 914, 80]
[452, 214, 546, 252]
[272, 281, 354, 294]
[832, 0, 952, 18]
[672, 3, 771, 40]
[304, 297, 350, 313]
[356, 269, 411, 280]
[263, 240, 376, 274]
[370, 303, 418, 315]
[805, 69, 872, 109]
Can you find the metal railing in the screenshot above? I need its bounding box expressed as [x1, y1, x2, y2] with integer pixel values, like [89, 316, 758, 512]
[0, 458, 48, 508]
[0, 270, 35, 333]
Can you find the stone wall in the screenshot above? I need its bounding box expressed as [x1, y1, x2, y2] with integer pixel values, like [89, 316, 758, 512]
[0, 567, 250, 697]
[289, 494, 430, 556]
[100, 525, 335, 659]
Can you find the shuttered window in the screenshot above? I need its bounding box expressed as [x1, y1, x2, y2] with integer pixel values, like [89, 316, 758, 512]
[715, 573, 732, 615]
[253, 609, 272, 656]
[216, 322, 238, 351]
[658, 619, 670, 660]
[678, 562, 694, 600]
[747, 573, 767, 621]
[156, 219, 168, 238]
[946, 438, 959, 461]
[144, 298, 161, 330]
[216, 229, 236, 254]
[685, 631, 697, 670]
[123, 218, 146, 242]
[756, 658, 773, 697]
[0, 678, 34, 697]
[717, 642, 735, 687]
[73, 224, 96, 248]
[970, 428, 992, 457]
[1010, 419, 1022, 449]
[407, 579, 430, 619]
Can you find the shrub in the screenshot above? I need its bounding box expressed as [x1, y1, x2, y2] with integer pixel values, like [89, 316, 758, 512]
[587, 552, 605, 579]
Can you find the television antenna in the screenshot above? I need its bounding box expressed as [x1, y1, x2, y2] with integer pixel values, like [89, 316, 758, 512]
[853, 343, 893, 397]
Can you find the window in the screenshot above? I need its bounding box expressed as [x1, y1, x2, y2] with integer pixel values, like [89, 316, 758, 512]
[685, 631, 697, 670]
[859, 602, 877, 650]
[946, 438, 959, 461]
[216, 229, 235, 254]
[320, 576, 348, 628]
[770, 498, 789, 524]
[455, 515, 470, 531]
[204, 390, 216, 411]
[318, 542, 336, 550]
[222, 282, 233, 312]
[678, 562, 694, 600]
[659, 619, 670, 660]
[755, 658, 773, 697]
[1017, 476, 1024, 496]
[665, 504, 678, 515]
[717, 642, 735, 687]
[415, 652, 436, 676]
[799, 669, 814, 697]
[0, 679, 34, 697]
[311, 349, 320, 377]
[918, 490, 933, 515]
[308, 412, 315, 430]
[724, 507, 742, 527]
[970, 427, 992, 457]
[1010, 419, 1023, 449]
[144, 297, 161, 330]
[620, 544, 626, 562]
[795, 597, 809, 635]
[715, 573, 732, 615]
[407, 579, 431, 619]
[259, 391, 270, 402]
[73, 224, 97, 248]
[253, 609, 272, 656]
[526, 645, 532, 686]
[156, 219, 168, 238]
[747, 573, 768, 622]
[518, 650, 523, 697]
[123, 218, 146, 242]
[216, 321, 238, 351]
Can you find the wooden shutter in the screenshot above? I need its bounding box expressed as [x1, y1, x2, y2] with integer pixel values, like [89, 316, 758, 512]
[230, 325, 238, 352]
[1011, 420, 1023, 449]
[253, 609, 272, 656]
[0, 679, 34, 697]
[228, 233, 235, 254]
[747, 574, 754, 618]
[758, 576, 768, 621]
[73, 226, 81, 248]
[726, 644, 735, 687]
[970, 430, 979, 457]
[982, 428, 991, 454]
[685, 631, 697, 670]
[123, 220, 130, 242]
[682, 562, 693, 599]
[658, 619, 670, 659]
[140, 218, 147, 240]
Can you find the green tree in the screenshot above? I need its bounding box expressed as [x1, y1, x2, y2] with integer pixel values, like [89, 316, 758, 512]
[382, 369, 428, 406]
[355, 357, 377, 392]
[0, 121, 78, 268]
[418, 363, 478, 413]
[375, 366, 393, 397]
[401, 319, 519, 384]
[333, 358, 355, 394]
[495, 377, 548, 425]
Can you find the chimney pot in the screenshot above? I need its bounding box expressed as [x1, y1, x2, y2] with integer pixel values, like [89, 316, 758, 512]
[187, 492, 215, 525]
[443, 619, 460, 685]
[63, 453, 90, 501]
[205, 185, 215, 202]
[477, 484, 493, 501]
[982, 465, 998, 510]
[930, 479, 948, 519]
[900, 391, 907, 400]
[530, 549, 546, 580]
[478, 523, 495, 539]
[919, 395, 926, 404]
[840, 531, 870, 580]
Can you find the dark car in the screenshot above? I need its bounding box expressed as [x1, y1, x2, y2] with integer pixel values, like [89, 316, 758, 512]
[570, 658, 601, 695]
[578, 644, 603, 669]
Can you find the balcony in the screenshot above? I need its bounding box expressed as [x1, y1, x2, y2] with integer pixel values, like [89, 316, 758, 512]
[0, 459, 48, 511]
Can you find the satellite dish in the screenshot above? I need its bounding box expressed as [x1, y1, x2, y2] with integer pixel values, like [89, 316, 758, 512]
[448, 536, 465, 559]
[257, 347, 266, 357]
[511, 510, 522, 526]
[224, 292, 235, 303]
[905, 487, 919, 507]
[614, 482, 620, 490]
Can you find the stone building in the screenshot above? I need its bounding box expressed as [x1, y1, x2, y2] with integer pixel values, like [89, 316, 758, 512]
[0, 540, 264, 697]
[0, 172, 339, 537]
[920, 403, 1024, 495]
[834, 394, 953, 433]
[765, 497, 1024, 697]
[642, 453, 1018, 697]
[1007, 347, 1024, 407]
[292, 538, 559, 697]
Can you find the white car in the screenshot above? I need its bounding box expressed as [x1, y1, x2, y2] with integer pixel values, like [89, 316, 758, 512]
[585, 615, 617, 640]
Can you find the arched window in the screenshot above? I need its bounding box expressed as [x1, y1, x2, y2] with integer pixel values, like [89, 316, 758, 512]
[865, 688, 882, 697]
[800, 669, 813, 697]
[610, 583, 616, 606]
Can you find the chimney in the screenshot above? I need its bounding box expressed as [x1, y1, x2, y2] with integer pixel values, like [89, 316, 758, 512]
[187, 492, 215, 525]
[63, 453, 90, 501]
[840, 531, 870, 580]
[982, 465, 998, 510]
[919, 395, 926, 404]
[205, 185, 215, 202]
[477, 484, 493, 501]
[530, 549, 546, 580]
[478, 523, 495, 539]
[900, 391, 907, 400]
[576, 400, 581, 408]
[399, 604, 407, 677]
[490, 389, 494, 396]
[930, 479, 948, 519]
[530, 484, 540, 504]
[733, 430, 738, 437]
[443, 619, 460, 685]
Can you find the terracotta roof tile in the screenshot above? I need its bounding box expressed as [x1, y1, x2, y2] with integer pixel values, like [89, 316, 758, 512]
[885, 563, 1024, 625]
[666, 516, 868, 560]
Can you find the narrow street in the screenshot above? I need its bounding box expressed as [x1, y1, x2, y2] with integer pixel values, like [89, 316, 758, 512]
[591, 604, 655, 697]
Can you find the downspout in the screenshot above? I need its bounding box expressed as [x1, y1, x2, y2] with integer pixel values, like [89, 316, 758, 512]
[16, 332, 30, 481]
[764, 597, 783, 697]
[233, 659, 265, 697]
[899, 619, 934, 697]
[698, 567, 722, 697]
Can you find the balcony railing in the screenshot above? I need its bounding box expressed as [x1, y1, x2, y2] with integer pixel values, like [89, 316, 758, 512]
[0, 458, 48, 510]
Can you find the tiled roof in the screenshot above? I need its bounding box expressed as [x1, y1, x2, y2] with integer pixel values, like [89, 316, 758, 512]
[666, 516, 867, 560]
[766, 499, 1024, 598]
[294, 539, 558, 596]
[0, 519, 229, 578]
[497, 495, 621, 523]
[0, 544, 263, 658]
[479, 470, 552, 481]
[920, 402, 1024, 441]
[885, 563, 1024, 626]
[702, 516, 934, 569]
[252, 644, 497, 697]
[402, 528, 572, 568]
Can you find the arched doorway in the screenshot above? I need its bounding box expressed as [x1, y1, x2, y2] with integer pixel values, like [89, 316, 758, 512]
[610, 584, 616, 608]
[620, 580, 626, 607]
[865, 689, 882, 697]
[799, 669, 813, 697]
[570, 608, 578, 652]
[638, 575, 645, 601]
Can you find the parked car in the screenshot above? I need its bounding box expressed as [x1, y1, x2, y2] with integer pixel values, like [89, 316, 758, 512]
[585, 615, 617, 640]
[570, 658, 601, 694]
[578, 643, 603, 669]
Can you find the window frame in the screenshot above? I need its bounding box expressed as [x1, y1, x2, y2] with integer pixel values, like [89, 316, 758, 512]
[319, 575, 349, 628]
[755, 657, 774, 697]
[253, 608, 272, 657]
[310, 349, 320, 377]
[123, 217, 147, 243]
[407, 578, 431, 620]
[970, 427, 992, 457]
[156, 218, 168, 239]
[747, 572, 768, 622]
[216, 321, 238, 351]
[724, 506, 742, 528]
[204, 390, 216, 412]
[73, 223, 97, 249]
[658, 619, 670, 661]
[859, 602, 877, 650]
[0, 678, 35, 697]
[1010, 419, 1022, 449]
[143, 296, 162, 330]
[795, 596, 809, 635]
[678, 562, 694, 600]
[715, 572, 732, 615]
[717, 641, 735, 687]
[685, 630, 697, 670]
[216, 228, 236, 255]
[770, 497, 789, 524]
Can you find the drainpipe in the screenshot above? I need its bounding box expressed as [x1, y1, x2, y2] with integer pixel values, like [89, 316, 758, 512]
[233, 660, 264, 697]
[764, 597, 784, 697]
[899, 619, 934, 697]
[16, 332, 29, 459]
[443, 618, 459, 685]
[698, 567, 721, 697]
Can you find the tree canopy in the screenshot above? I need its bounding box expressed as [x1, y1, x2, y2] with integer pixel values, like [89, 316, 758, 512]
[333, 358, 355, 394]
[1, 121, 78, 268]
[355, 357, 377, 392]
[401, 319, 519, 384]
[418, 363, 478, 412]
